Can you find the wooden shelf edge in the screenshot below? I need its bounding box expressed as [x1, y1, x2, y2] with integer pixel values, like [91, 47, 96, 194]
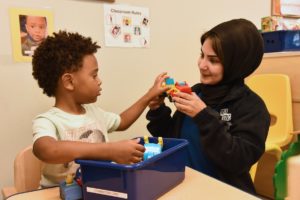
[264, 51, 300, 58]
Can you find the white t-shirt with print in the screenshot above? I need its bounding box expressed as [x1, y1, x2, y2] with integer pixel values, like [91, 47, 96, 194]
[32, 104, 121, 187]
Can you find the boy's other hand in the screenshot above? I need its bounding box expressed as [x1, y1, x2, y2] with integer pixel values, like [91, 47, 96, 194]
[109, 138, 145, 164]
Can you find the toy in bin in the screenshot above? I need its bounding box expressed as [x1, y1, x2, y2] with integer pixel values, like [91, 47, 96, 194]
[143, 136, 163, 160]
[162, 77, 192, 102]
[59, 168, 83, 200]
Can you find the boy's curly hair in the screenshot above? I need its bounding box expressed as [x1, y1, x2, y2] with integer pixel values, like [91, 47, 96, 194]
[32, 31, 100, 97]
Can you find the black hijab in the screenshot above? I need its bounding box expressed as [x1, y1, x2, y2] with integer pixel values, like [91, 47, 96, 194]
[199, 18, 264, 106]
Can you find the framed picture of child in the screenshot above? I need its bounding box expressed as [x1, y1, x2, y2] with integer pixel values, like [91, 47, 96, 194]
[10, 8, 54, 62]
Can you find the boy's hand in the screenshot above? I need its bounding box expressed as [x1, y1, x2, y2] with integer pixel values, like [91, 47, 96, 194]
[147, 72, 170, 100]
[117, 72, 170, 131]
[172, 92, 207, 117]
[109, 138, 145, 164]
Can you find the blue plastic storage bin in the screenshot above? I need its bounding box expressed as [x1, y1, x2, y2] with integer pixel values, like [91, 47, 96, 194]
[75, 137, 188, 200]
[262, 30, 300, 52]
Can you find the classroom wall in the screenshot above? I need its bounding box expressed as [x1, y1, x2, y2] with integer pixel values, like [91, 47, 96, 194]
[0, 0, 269, 195]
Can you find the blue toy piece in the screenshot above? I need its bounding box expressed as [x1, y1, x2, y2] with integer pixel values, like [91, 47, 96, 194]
[165, 77, 175, 85]
[144, 143, 162, 160]
[59, 169, 83, 200]
[143, 136, 163, 160]
[59, 180, 83, 200]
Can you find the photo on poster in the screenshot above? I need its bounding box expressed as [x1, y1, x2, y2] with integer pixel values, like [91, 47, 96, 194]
[134, 26, 141, 35]
[104, 4, 150, 48]
[123, 33, 131, 43]
[10, 8, 54, 62]
[142, 17, 149, 26]
[111, 25, 121, 38]
[123, 16, 132, 26]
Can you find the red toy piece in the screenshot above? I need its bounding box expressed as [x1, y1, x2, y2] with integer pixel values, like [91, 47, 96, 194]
[163, 77, 192, 102]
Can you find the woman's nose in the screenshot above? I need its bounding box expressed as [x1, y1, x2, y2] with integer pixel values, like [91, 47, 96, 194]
[198, 58, 207, 70]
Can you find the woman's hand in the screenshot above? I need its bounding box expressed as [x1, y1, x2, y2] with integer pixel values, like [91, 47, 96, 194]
[172, 92, 207, 117]
[149, 95, 165, 110]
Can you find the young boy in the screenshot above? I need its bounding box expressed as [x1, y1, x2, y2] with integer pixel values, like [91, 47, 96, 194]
[32, 31, 168, 187]
[21, 15, 47, 56]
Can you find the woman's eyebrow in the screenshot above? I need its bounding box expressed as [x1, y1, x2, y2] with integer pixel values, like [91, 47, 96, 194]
[201, 49, 218, 58]
[207, 55, 218, 58]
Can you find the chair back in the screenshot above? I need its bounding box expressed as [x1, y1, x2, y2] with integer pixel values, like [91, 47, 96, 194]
[246, 74, 294, 147]
[14, 145, 42, 192]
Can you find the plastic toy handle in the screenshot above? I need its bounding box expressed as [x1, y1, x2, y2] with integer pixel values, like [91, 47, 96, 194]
[144, 135, 149, 144]
[158, 137, 163, 147]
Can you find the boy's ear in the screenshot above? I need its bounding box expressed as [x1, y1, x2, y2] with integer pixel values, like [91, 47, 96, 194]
[61, 73, 74, 91]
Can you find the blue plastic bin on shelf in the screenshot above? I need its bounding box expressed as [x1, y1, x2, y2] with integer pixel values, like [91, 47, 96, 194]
[262, 30, 300, 53]
[75, 137, 188, 200]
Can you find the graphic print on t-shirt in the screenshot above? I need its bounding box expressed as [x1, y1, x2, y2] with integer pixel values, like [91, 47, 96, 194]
[63, 122, 106, 143]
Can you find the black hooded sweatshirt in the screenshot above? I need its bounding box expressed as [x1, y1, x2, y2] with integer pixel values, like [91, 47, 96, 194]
[146, 19, 270, 195]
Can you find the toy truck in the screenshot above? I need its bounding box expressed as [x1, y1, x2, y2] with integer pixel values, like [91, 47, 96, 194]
[163, 77, 192, 102]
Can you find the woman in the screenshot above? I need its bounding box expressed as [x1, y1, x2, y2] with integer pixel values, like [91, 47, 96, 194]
[146, 18, 270, 194]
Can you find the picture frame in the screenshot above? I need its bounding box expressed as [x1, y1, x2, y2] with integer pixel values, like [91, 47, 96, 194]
[9, 8, 54, 62]
[271, 0, 300, 17]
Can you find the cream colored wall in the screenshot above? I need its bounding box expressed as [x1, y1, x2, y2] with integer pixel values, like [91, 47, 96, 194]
[0, 0, 269, 194]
